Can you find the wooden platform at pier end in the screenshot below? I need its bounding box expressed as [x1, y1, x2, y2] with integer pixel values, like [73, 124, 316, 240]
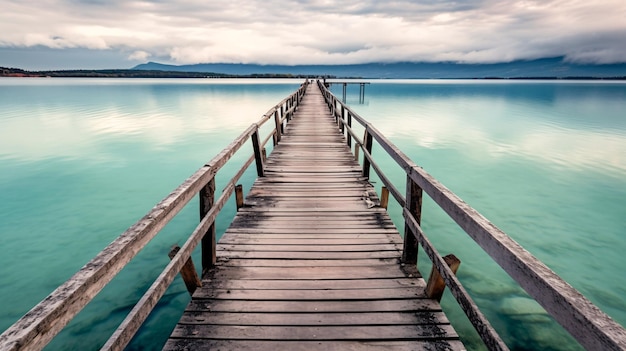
[163, 84, 464, 351]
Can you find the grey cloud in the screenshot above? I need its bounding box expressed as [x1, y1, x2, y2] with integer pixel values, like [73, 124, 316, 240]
[1, 0, 625, 66]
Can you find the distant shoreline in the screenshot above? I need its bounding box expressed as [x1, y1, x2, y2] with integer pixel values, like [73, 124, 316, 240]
[0, 67, 319, 79]
[1, 66, 625, 80]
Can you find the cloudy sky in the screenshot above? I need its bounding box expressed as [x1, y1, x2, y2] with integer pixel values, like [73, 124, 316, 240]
[1, 0, 626, 70]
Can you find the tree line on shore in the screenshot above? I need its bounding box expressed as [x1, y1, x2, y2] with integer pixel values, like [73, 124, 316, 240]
[0, 67, 324, 79]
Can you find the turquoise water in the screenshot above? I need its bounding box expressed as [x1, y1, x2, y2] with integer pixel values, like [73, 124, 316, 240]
[1, 78, 624, 350]
[332, 80, 626, 350]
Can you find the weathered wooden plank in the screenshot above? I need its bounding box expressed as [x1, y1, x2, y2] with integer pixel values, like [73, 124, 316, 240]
[192, 288, 426, 301]
[218, 237, 403, 246]
[217, 244, 402, 252]
[187, 278, 424, 290]
[163, 339, 466, 351]
[204, 265, 414, 280]
[228, 211, 387, 218]
[237, 206, 386, 213]
[221, 227, 399, 237]
[169, 324, 458, 340]
[216, 250, 401, 260]
[221, 233, 398, 239]
[216, 258, 401, 267]
[185, 299, 440, 313]
[225, 223, 399, 231]
[178, 311, 449, 326]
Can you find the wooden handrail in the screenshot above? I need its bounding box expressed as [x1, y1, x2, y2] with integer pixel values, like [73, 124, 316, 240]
[317, 80, 626, 351]
[0, 81, 309, 351]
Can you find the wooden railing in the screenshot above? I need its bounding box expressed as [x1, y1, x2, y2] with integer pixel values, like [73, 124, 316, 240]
[318, 80, 626, 351]
[0, 81, 309, 351]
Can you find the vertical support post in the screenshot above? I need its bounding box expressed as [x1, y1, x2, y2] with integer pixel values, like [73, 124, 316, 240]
[402, 176, 422, 264]
[251, 126, 265, 177]
[341, 105, 345, 136]
[274, 110, 282, 144]
[168, 245, 202, 295]
[354, 143, 360, 162]
[426, 254, 461, 302]
[280, 104, 284, 124]
[380, 186, 389, 210]
[342, 83, 347, 102]
[235, 184, 244, 210]
[200, 178, 216, 272]
[346, 111, 352, 147]
[359, 83, 366, 104]
[339, 105, 345, 134]
[362, 129, 373, 178]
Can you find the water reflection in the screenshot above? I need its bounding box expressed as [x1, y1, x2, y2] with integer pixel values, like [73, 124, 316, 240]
[0, 79, 301, 163]
[351, 82, 626, 177]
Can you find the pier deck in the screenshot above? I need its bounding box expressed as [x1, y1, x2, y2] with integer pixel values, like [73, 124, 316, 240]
[163, 84, 464, 350]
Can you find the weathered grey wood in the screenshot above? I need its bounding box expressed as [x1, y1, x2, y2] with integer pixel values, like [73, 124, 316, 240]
[403, 208, 508, 351]
[217, 244, 402, 252]
[234, 184, 244, 210]
[218, 237, 403, 245]
[101, 171, 241, 351]
[274, 110, 282, 143]
[224, 228, 400, 235]
[163, 339, 466, 351]
[170, 324, 459, 340]
[200, 178, 216, 271]
[194, 288, 428, 301]
[186, 299, 441, 313]
[362, 129, 373, 178]
[168, 245, 202, 295]
[380, 186, 390, 209]
[221, 233, 400, 239]
[251, 126, 265, 177]
[426, 254, 461, 302]
[186, 278, 424, 290]
[166, 82, 460, 351]
[217, 250, 401, 260]
[204, 265, 412, 280]
[216, 258, 400, 267]
[178, 311, 449, 325]
[195, 278, 424, 290]
[402, 177, 422, 264]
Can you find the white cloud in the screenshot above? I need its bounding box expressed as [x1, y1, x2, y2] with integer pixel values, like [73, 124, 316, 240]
[128, 50, 151, 61]
[1, 0, 626, 66]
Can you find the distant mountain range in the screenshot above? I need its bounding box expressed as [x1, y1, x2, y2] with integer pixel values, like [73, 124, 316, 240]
[2, 57, 625, 79]
[133, 57, 626, 79]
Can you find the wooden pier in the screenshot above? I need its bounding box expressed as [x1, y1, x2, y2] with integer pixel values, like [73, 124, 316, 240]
[163, 83, 463, 350]
[2, 80, 625, 351]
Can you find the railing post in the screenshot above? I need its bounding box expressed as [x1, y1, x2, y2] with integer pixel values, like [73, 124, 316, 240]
[273, 109, 282, 145]
[402, 176, 422, 264]
[426, 254, 461, 302]
[235, 184, 244, 210]
[251, 126, 265, 177]
[168, 245, 202, 295]
[362, 129, 373, 178]
[200, 177, 216, 271]
[380, 186, 389, 210]
[346, 110, 352, 147]
[280, 104, 284, 125]
[339, 104, 345, 134]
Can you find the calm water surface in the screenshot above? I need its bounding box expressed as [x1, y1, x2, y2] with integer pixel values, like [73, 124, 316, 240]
[1, 78, 624, 350]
